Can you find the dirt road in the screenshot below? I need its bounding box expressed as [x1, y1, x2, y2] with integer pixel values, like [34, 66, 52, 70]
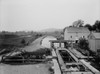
[23, 36, 45, 52]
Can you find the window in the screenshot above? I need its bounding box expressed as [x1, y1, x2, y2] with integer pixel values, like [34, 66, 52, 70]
[70, 36, 72, 38]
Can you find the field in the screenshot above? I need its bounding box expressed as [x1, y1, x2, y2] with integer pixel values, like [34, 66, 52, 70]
[0, 33, 42, 55]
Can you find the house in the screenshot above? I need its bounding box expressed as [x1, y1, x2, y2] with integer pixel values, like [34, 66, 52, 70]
[64, 27, 90, 42]
[88, 32, 100, 53]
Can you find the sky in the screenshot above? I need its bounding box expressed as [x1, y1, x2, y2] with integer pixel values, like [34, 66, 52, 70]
[0, 0, 100, 32]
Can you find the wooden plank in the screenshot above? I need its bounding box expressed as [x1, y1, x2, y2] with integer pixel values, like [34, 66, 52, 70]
[52, 59, 61, 74]
[80, 59, 100, 74]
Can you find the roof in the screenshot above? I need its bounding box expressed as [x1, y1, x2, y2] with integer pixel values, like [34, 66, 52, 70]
[49, 40, 74, 43]
[64, 27, 90, 33]
[91, 32, 100, 39]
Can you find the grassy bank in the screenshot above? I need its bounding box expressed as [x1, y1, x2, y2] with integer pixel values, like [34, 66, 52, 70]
[0, 32, 43, 55]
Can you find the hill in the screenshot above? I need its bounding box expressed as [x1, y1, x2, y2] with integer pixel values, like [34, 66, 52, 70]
[40, 28, 63, 33]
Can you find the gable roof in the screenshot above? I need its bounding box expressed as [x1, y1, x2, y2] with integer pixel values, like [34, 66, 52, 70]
[64, 27, 90, 33]
[91, 32, 100, 39]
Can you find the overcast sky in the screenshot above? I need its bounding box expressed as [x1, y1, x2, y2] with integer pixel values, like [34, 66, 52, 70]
[0, 0, 100, 32]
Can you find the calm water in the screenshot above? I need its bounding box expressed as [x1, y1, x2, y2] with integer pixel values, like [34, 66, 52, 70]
[42, 36, 64, 48]
[41, 36, 57, 48]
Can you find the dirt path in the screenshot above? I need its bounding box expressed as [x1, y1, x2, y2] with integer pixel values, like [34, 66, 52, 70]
[23, 36, 45, 52]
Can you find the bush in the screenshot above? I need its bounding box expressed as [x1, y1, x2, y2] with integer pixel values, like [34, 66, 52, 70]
[78, 38, 89, 51]
[48, 67, 54, 74]
[35, 48, 51, 56]
[21, 39, 26, 45]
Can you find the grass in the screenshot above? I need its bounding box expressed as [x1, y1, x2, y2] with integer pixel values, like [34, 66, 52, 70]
[0, 34, 42, 55]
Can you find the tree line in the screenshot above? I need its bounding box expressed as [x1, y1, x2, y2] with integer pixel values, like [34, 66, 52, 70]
[85, 20, 100, 32]
[69, 20, 100, 32]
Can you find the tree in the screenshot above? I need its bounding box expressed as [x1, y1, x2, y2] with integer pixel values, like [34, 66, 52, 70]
[78, 38, 89, 50]
[72, 20, 84, 27]
[92, 20, 100, 32]
[21, 39, 26, 45]
[84, 24, 93, 31]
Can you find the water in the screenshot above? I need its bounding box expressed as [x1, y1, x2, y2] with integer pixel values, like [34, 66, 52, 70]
[41, 36, 57, 48]
[41, 36, 65, 48]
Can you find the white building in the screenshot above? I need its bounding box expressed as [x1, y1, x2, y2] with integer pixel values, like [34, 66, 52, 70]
[88, 32, 100, 53]
[64, 27, 90, 42]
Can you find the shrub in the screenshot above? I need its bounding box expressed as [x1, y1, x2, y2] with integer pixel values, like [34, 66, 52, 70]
[21, 39, 26, 45]
[35, 48, 51, 56]
[78, 38, 89, 51]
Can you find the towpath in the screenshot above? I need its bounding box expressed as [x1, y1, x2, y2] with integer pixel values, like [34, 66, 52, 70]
[22, 36, 45, 52]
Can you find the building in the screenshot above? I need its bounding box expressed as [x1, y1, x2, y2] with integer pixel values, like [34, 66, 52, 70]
[64, 27, 90, 42]
[88, 32, 100, 53]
